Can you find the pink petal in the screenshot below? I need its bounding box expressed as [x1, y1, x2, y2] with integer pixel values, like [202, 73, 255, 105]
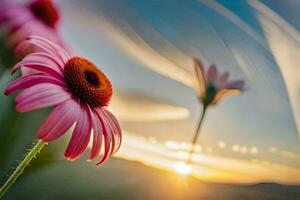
[38, 99, 80, 142]
[23, 52, 65, 72]
[226, 80, 245, 91]
[193, 58, 206, 97]
[88, 110, 103, 161]
[15, 83, 70, 112]
[30, 36, 70, 59]
[216, 72, 230, 90]
[102, 108, 122, 153]
[4, 73, 65, 96]
[0, 6, 30, 27]
[95, 108, 114, 164]
[95, 108, 122, 165]
[64, 105, 92, 161]
[8, 20, 35, 45]
[11, 61, 64, 81]
[27, 36, 70, 62]
[206, 64, 218, 84]
[15, 36, 70, 63]
[20, 67, 40, 76]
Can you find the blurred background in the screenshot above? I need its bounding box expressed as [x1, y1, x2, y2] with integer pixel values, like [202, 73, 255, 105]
[0, 0, 300, 199]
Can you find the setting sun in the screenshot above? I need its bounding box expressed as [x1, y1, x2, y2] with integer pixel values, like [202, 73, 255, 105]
[174, 163, 192, 176]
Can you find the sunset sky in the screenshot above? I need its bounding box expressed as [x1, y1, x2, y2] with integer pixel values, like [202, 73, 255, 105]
[58, 0, 300, 184]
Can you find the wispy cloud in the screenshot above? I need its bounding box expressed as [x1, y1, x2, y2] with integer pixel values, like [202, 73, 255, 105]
[198, 0, 267, 48]
[252, 0, 300, 138]
[110, 91, 190, 122]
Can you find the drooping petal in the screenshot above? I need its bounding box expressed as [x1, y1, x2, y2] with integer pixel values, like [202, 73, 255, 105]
[88, 110, 103, 161]
[95, 108, 122, 165]
[193, 58, 206, 97]
[102, 108, 122, 153]
[64, 105, 92, 161]
[95, 108, 114, 164]
[226, 80, 245, 91]
[212, 88, 243, 105]
[15, 83, 70, 112]
[4, 73, 65, 95]
[206, 64, 218, 84]
[38, 99, 80, 142]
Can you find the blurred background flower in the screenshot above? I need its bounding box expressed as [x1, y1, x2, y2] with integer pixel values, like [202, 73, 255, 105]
[0, 0, 66, 74]
[1, 0, 300, 199]
[193, 58, 244, 106]
[0, 0, 64, 49]
[186, 58, 244, 165]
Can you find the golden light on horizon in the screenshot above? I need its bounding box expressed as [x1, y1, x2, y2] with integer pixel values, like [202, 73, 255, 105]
[232, 144, 240, 152]
[250, 147, 259, 155]
[111, 132, 300, 184]
[240, 146, 248, 154]
[174, 163, 192, 176]
[194, 144, 202, 152]
[218, 141, 226, 149]
[205, 146, 213, 153]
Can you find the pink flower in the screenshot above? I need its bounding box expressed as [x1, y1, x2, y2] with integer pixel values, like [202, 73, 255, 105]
[5, 36, 122, 164]
[0, 0, 65, 48]
[193, 58, 245, 106]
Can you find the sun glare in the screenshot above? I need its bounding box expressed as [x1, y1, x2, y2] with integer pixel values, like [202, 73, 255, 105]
[174, 163, 192, 176]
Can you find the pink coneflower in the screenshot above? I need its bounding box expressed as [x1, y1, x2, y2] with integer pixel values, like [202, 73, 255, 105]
[5, 36, 122, 163]
[0, 0, 64, 48]
[187, 58, 245, 164]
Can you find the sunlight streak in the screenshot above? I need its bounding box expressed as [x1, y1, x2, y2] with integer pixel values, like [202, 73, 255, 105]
[112, 132, 300, 184]
[110, 92, 190, 122]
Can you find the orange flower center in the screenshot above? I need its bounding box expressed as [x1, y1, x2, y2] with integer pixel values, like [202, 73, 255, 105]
[29, 0, 59, 28]
[63, 57, 113, 108]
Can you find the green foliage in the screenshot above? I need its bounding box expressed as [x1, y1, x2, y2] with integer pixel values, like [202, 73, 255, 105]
[0, 70, 52, 176]
[0, 31, 20, 76]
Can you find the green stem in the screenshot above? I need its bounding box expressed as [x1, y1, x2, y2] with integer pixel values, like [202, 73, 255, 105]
[187, 105, 208, 164]
[0, 139, 46, 199]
